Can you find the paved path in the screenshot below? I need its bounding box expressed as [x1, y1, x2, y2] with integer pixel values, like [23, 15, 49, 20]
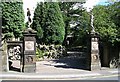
[36, 58, 87, 74]
[1, 59, 119, 80]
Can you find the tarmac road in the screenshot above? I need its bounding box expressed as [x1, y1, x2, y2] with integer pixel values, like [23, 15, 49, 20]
[82, 75, 119, 80]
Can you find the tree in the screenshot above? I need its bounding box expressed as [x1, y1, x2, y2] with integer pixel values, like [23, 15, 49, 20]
[109, 2, 120, 42]
[72, 9, 90, 46]
[1, 1, 25, 40]
[93, 5, 119, 44]
[59, 2, 89, 47]
[32, 2, 44, 40]
[44, 2, 65, 44]
[33, 2, 65, 45]
[93, 3, 120, 67]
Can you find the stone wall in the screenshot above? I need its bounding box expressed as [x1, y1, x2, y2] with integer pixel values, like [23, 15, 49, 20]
[2, 41, 8, 72]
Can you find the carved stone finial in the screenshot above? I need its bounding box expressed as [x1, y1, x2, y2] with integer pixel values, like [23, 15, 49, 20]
[90, 11, 95, 33]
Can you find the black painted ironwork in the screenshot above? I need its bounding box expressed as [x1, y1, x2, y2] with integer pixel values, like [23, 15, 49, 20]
[7, 41, 23, 72]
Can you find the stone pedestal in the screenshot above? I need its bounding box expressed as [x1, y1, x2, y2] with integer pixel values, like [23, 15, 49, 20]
[90, 32, 101, 70]
[23, 28, 37, 73]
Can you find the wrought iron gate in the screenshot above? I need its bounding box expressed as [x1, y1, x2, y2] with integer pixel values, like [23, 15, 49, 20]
[7, 41, 23, 72]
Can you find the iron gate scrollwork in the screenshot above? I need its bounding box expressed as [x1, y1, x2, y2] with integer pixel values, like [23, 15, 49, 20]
[8, 45, 21, 60]
[7, 41, 23, 72]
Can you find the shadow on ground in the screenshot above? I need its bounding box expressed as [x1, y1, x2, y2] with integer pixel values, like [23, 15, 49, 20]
[45, 57, 88, 70]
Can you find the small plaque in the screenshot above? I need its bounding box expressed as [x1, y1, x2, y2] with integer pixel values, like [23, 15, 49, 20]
[25, 55, 35, 64]
[92, 42, 98, 50]
[25, 41, 34, 51]
[92, 54, 98, 62]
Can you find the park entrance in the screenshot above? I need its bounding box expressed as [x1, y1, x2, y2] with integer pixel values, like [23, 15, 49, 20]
[4, 9, 101, 73]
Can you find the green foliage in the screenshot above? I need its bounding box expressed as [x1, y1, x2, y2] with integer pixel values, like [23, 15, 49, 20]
[33, 2, 65, 45]
[71, 9, 90, 46]
[93, 3, 120, 44]
[93, 2, 120, 68]
[36, 44, 65, 60]
[32, 2, 44, 39]
[1, 2, 25, 40]
[44, 2, 65, 44]
[59, 2, 76, 46]
[109, 2, 120, 42]
[36, 47, 44, 59]
[59, 2, 90, 46]
[110, 2, 120, 27]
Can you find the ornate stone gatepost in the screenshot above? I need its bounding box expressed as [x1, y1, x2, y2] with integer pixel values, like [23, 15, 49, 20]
[22, 8, 37, 73]
[23, 28, 37, 72]
[90, 32, 101, 70]
[88, 11, 101, 71]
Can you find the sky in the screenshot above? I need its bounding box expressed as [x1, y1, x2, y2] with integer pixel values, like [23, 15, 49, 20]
[83, 0, 108, 11]
[23, 0, 108, 22]
[23, 0, 42, 22]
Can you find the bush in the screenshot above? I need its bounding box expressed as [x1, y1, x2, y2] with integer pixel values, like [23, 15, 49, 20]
[1, 1, 24, 40]
[110, 57, 120, 68]
[36, 44, 65, 60]
[36, 48, 43, 58]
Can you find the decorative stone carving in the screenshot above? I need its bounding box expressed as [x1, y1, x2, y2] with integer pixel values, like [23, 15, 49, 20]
[25, 56, 34, 63]
[8, 46, 21, 60]
[87, 10, 101, 71]
[91, 42, 98, 50]
[23, 27, 37, 73]
[25, 41, 34, 51]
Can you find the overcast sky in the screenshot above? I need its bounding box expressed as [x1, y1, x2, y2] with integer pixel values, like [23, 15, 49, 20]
[23, 0, 108, 22]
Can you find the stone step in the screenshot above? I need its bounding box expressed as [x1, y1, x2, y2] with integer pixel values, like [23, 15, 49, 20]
[67, 51, 85, 54]
[65, 51, 86, 59]
[67, 47, 87, 52]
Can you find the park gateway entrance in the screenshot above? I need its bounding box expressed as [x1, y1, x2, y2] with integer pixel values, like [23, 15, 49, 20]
[6, 10, 101, 73]
[6, 28, 101, 72]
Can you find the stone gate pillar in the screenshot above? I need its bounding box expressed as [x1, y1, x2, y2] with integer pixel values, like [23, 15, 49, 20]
[87, 11, 101, 71]
[23, 28, 37, 73]
[90, 32, 101, 70]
